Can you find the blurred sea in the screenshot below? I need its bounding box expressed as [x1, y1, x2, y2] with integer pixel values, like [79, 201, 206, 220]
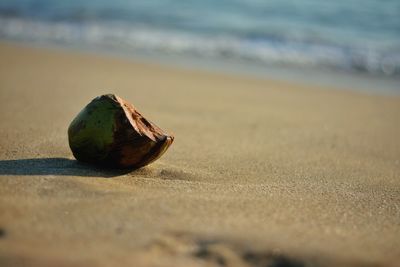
[0, 0, 399, 91]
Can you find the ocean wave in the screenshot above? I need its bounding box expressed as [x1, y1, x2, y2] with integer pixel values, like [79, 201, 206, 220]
[0, 17, 399, 76]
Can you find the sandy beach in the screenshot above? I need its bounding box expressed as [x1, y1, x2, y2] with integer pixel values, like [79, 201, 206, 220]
[0, 42, 399, 267]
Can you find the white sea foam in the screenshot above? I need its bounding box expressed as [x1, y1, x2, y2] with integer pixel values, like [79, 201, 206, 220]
[0, 17, 399, 76]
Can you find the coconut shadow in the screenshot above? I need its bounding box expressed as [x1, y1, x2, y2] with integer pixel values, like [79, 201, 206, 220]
[0, 158, 133, 177]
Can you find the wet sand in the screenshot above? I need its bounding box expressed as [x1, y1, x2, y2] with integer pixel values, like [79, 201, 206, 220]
[0, 42, 399, 267]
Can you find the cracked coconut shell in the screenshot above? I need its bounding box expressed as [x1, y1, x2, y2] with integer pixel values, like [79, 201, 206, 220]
[68, 94, 174, 169]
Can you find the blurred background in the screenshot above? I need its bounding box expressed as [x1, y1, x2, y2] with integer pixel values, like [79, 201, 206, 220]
[0, 0, 399, 92]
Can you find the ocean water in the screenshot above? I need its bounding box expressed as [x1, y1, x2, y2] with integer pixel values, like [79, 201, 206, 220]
[1, 0, 400, 82]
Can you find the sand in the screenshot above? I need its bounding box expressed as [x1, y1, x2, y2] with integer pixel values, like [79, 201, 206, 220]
[0, 42, 399, 267]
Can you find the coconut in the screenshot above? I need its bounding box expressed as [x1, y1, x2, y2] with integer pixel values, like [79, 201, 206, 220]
[68, 94, 174, 169]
